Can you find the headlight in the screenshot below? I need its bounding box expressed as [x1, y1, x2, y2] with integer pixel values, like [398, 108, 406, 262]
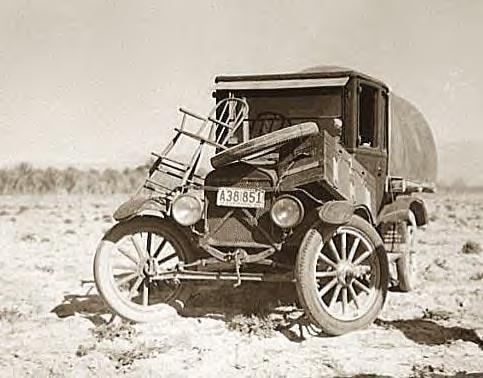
[171, 194, 203, 226]
[270, 195, 304, 228]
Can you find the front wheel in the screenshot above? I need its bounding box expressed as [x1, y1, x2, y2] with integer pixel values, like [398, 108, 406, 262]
[93, 216, 195, 323]
[295, 215, 388, 335]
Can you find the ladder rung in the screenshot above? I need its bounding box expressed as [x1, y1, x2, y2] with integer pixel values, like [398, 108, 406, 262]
[152, 168, 205, 185]
[207, 116, 233, 130]
[188, 176, 204, 185]
[145, 179, 174, 191]
[143, 184, 169, 195]
[151, 154, 205, 181]
[153, 167, 186, 181]
[179, 107, 206, 121]
[158, 160, 188, 173]
[143, 186, 174, 200]
[174, 128, 228, 149]
[156, 164, 205, 180]
[147, 169, 203, 188]
[151, 153, 189, 168]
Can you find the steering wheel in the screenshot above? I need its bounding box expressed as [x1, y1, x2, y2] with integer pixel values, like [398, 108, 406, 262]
[252, 111, 291, 137]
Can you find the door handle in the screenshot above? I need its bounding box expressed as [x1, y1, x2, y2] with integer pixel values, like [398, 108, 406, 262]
[377, 165, 383, 176]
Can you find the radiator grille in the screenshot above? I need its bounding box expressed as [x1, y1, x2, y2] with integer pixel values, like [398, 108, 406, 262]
[204, 163, 277, 245]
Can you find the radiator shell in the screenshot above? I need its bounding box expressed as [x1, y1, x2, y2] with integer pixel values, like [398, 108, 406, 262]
[204, 163, 278, 246]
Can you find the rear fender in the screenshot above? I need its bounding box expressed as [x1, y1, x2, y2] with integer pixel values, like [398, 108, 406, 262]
[354, 205, 375, 225]
[113, 196, 168, 221]
[377, 195, 428, 226]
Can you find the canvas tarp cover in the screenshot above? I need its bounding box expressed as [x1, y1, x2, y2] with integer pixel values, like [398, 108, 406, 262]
[389, 94, 437, 184]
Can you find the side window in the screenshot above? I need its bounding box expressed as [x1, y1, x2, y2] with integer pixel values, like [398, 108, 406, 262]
[358, 84, 378, 148]
[380, 91, 388, 150]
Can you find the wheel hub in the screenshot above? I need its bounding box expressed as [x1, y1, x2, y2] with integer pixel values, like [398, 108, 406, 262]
[336, 263, 354, 287]
[335, 262, 371, 287]
[143, 258, 158, 277]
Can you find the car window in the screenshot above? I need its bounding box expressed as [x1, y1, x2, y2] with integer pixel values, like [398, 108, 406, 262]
[246, 88, 343, 139]
[358, 84, 378, 148]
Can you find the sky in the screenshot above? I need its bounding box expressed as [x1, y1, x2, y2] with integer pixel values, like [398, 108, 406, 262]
[0, 0, 482, 172]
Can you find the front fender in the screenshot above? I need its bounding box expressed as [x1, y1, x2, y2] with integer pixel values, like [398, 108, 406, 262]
[317, 200, 355, 226]
[113, 196, 168, 221]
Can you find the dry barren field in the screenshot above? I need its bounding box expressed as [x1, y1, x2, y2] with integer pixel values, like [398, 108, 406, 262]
[0, 192, 482, 377]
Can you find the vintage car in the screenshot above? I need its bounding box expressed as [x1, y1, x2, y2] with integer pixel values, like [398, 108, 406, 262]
[93, 67, 437, 335]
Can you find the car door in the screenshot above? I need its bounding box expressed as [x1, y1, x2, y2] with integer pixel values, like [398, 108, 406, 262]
[353, 80, 388, 208]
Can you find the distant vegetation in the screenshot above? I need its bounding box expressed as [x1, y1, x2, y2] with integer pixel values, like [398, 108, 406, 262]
[1, 162, 482, 195]
[0, 163, 148, 195]
[438, 178, 483, 193]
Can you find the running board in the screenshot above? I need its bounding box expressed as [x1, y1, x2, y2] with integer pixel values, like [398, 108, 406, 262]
[151, 270, 294, 283]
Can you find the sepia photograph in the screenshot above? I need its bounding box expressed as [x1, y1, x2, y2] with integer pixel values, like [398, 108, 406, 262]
[0, 1, 482, 377]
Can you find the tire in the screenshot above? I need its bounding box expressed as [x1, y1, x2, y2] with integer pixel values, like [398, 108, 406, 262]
[211, 122, 319, 168]
[295, 215, 388, 335]
[93, 216, 196, 323]
[396, 211, 417, 292]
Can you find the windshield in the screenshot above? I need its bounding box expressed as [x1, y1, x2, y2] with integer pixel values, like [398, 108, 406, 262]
[221, 87, 343, 143]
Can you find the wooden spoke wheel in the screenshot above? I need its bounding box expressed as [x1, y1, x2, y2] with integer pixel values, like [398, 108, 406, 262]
[295, 215, 388, 335]
[93, 216, 195, 322]
[396, 211, 418, 292]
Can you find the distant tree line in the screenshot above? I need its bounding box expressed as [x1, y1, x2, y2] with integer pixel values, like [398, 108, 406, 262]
[0, 163, 148, 194]
[1, 163, 480, 195]
[437, 177, 483, 193]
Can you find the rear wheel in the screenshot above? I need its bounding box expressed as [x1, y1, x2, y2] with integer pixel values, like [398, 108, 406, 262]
[295, 216, 388, 335]
[396, 211, 417, 292]
[93, 216, 195, 323]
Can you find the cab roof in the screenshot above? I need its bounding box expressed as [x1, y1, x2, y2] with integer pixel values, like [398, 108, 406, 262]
[214, 66, 388, 91]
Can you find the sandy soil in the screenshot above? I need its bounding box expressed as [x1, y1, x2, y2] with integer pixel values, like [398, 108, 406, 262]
[0, 192, 482, 377]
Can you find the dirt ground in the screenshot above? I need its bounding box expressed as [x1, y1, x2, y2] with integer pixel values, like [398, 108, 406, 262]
[0, 192, 482, 377]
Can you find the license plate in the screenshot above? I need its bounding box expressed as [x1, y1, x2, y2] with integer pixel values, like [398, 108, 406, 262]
[216, 187, 265, 208]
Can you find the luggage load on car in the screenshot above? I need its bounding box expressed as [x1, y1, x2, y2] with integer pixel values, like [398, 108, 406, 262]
[389, 94, 437, 187]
